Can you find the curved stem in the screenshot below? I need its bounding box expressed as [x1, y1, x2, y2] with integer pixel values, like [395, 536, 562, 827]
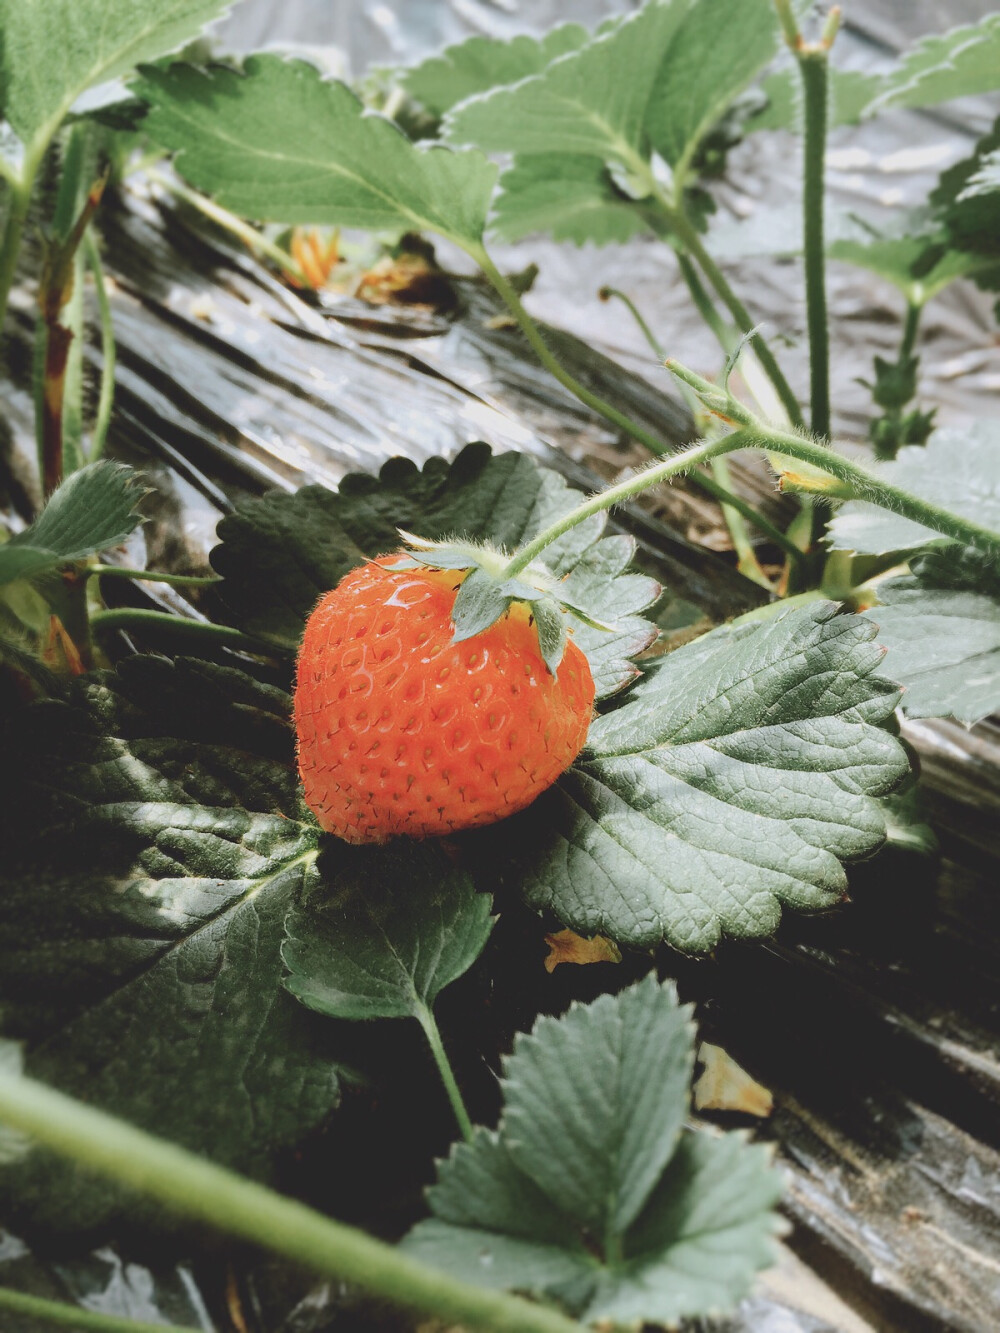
[599, 286, 666, 360]
[800, 49, 831, 438]
[502, 435, 744, 579]
[477, 252, 802, 565]
[84, 228, 116, 461]
[0, 1074, 581, 1333]
[88, 565, 221, 587]
[675, 255, 730, 348]
[416, 1002, 474, 1145]
[0, 176, 34, 335]
[0, 1288, 197, 1333]
[90, 608, 283, 652]
[146, 169, 308, 284]
[667, 210, 803, 428]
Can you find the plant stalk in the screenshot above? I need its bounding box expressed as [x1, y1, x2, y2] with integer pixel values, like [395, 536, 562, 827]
[800, 48, 831, 438]
[147, 169, 309, 284]
[90, 608, 280, 652]
[0, 1287, 198, 1333]
[83, 229, 116, 461]
[415, 1002, 475, 1145]
[0, 1074, 582, 1333]
[88, 565, 221, 587]
[0, 177, 34, 336]
[477, 251, 802, 565]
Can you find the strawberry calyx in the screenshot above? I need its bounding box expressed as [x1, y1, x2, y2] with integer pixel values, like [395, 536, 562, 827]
[389, 530, 618, 675]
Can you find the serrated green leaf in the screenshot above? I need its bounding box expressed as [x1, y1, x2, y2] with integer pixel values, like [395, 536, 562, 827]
[869, 14, 1000, 116]
[644, 0, 788, 184]
[0, 462, 145, 587]
[961, 148, 1000, 200]
[282, 843, 493, 1022]
[829, 422, 1000, 556]
[869, 548, 1000, 727]
[492, 154, 654, 245]
[585, 1132, 784, 1325]
[210, 445, 659, 701]
[401, 24, 592, 117]
[0, 0, 229, 148]
[443, 0, 692, 174]
[502, 975, 695, 1237]
[404, 977, 783, 1324]
[135, 55, 497, 248]
[928, 117, 1000, 284]
[829, 226, 979, 305]
[0, 656, 345, 1233]
[482, 602, 908, 951]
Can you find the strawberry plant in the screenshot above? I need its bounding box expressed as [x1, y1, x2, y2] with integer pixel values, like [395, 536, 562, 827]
[1, 2, 1000, 1331]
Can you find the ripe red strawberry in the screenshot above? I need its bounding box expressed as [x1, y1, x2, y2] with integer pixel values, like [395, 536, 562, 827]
[294, 554, 595, 843]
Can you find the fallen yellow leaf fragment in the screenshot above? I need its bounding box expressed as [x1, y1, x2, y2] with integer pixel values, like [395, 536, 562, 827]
[694, 1042, 774, 1117]
[543, 929, 622, 973]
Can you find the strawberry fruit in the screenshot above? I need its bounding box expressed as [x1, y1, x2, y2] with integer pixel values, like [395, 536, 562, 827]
[294, 552, 595, 843]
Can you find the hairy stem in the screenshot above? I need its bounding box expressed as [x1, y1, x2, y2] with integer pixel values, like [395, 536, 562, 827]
[416, 1002, 474, 1145]
[502, 435, 742, 578]
[477, 251, 802, 565]
[667, 209, 803, 428]
[0, 1288, 196, 1333]
[0, 1074, 581, 1333]
[0, 177, 34, 336]
[84, 229, 116, 461]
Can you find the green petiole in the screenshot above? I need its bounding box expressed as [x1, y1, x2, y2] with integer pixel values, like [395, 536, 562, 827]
[0, 1288, 198, 1333]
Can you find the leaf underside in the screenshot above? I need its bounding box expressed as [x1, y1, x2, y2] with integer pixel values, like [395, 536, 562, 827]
[475, 601, 908, 950]
[404, 975, 785, 1325]
[210, 444, 660, 701]
[0, 0, 231, 145]
[134, 54, 497, 247]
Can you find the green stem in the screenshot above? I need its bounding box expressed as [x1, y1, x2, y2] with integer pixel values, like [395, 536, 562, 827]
[899, 301, 920, 362]
[147, 169, 308, 284]
[799, 49, 831, 438]
[0, 1288, 198, 1333]
[667, 210, 804, 429]
[669, 359, 1000, 555]
[415, 1003, 474, 1145]
[710, 455, 772, 587]
[0, 176, 34, 336]
[598, 286, 666, 360]
[88, 565, 221, 587]
[477, 251, 802, 566]
[0, 1074, 581, 1333]
[675, 254, 730, 348]
[90, 608, 280, 652]
[83, 229, 116, 462]
[503, 435, 742, 578]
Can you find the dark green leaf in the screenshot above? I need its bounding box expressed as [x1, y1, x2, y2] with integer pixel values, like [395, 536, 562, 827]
[401, 24, 591, 117]
[829, 422, 1000, 555]
[135, 56, 497, 249]
[483, 602, 908, 950]
[0, 0, 229, 146]
[282, 844, 493, 1022]
[0, 656, 344, 1233]
[210, 445, 660, 700]
[870, 548, 1000, 726]
[0, 462, 145, 587]
[404, 976, 784, 1323]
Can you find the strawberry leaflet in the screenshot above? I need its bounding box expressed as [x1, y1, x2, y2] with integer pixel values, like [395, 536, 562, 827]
[477, 602, 909, 951]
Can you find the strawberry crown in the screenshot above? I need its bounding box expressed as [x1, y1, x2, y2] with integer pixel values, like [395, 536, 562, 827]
[390, 531, 617, 675]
